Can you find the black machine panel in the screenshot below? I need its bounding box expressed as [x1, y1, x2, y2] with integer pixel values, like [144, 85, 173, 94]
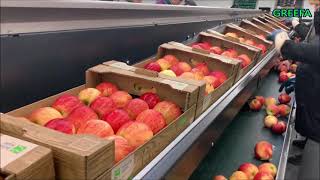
[1, 20, 231, 112]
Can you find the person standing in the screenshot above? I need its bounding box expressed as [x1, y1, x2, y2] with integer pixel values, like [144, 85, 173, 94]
[268, 1, 319, 179]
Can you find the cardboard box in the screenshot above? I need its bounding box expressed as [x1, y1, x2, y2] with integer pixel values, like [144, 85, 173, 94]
[239, 20, 272, 37]
[195, 32, 261, 81]
[262, 15, 290, 30]
[207, 24, 273, 56]
[130, 42, 240, 117]
[0, 133, 55, 180]
[3, 107, 114, 180]
[251, 18, 277, 32]
[85, 64, 196, 180]
[257, 16, 289, 31]
[3, 64, 197, 180]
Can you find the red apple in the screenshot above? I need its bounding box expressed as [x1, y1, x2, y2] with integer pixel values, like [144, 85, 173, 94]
[140, 92, 160, 109]
[170, 62, 192, 76]
[238, 162, 259, 180]
[264, 97, 277, 107]
[213, 175, 227, 180]
[179, 72, 195, 80]
[225, 32, 238, 38]
[160, 70, 176, 77]
[163, 54, 179, 66]
[264, 115, 278, 128]
[110, 91, 132, 108]
[44, 118, 75, 134]
[266, 104, 280, 116]
[67, 106, 98, 130]
[229, 171, 248, 180]
[106, 135, 134, 163]
[144, 62, 162, 72]
[96, 82, 118, 97]
[52, 94, 83, 117]
[192, 69, 205, 80]
[237, 54, 252, 68]
[249, 99, 263, 111]
[209, 71, 228, 84]
[227, 48, 238, 58]
[258, 163, 277, 177]
[255, 141, 273, 160]
[210, 46, 223, 55]
[196, 42, 212, 50]
[278, 64, 288, 73]
[124, 98, 149, 119]
[153, 101, 182, 125]
[191, 44, 203, 50]
[90, 96, 116, 118]
[278, 104, 290, 117]
[29, 107, 63, 126]
[253, 172, 274, 180]
[255, 96, 265, 105]
[102, 109, 132, 133]
[116, 121, 153, 149]
[278, 93, 291, 104]
[256, 44, 267, 54]
[239, 37, 246, 43]
[272, 121, 287, 134]
[136, 109, 166, 134]
[78, 88, 101, 105]
[245, 39, 256, 46]
[204, 75, 221, 89]
[156, 58, 171, 70]
[77, 119, 114, 138]
[194, 62, 210, 76]
[290, 64, 297, 73]
[221, 51, 233, 58]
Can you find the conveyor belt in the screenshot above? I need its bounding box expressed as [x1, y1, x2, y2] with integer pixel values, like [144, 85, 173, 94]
[190, 71, 293, 179]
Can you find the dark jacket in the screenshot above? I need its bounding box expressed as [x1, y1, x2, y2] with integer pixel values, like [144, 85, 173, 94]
[280, 10, 320, 142]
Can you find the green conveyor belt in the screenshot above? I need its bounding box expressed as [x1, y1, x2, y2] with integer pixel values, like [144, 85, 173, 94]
[190, 71, 292, 179]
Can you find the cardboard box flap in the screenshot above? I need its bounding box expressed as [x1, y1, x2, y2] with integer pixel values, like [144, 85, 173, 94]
[87, 65, 198, 110]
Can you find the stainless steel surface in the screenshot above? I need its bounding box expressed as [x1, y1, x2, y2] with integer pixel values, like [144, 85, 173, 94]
[276, 101, 296, 180]
[0, 0, 262, 35]
[133, 49, 278, 180]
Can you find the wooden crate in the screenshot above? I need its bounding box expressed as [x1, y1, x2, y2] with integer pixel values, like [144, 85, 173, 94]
[262, 15, 290, 30]
[196, 32, 261, 81]
[207, 24, 273, 58]
[251, 18, 277, 32]
[239, 20, 272, 37]
[3, 64, 198, 180]
[0, 133, 55, 180]
[130, 42, 240, 117]
[3, 103, 114, 180]
[85, 64, 197, 180]
[257, 16, 289, 31]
